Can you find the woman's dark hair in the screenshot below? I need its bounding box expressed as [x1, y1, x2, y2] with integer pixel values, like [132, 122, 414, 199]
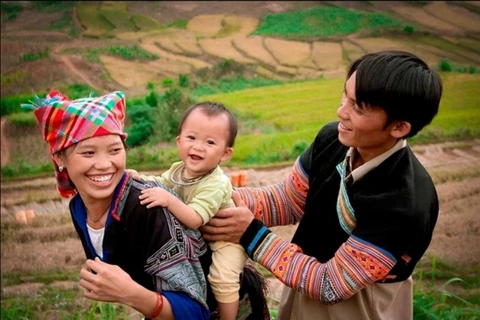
[178, 102, 238, 147]
[347, 50, 443, 138]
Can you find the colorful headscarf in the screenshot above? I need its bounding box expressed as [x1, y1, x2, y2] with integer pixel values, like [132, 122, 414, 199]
[22, 90, 128, 198]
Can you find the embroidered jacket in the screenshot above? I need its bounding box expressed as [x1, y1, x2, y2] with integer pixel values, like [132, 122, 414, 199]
[238, 121, 439, 304]
[70, 173, 210, 318]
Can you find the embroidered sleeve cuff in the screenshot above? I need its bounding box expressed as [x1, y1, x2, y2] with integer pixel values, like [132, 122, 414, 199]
[240, 218, 271, 258]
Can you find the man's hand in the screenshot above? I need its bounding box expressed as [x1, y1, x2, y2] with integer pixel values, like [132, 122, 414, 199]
[200, 192, 254, 244]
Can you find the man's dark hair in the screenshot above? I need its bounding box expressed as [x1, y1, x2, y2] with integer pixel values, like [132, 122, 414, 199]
[179, 101, 238, 147]
[347, 50, 443, 138]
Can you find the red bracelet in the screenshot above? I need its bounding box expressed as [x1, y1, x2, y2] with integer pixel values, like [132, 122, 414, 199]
[147, 291, 164, 319]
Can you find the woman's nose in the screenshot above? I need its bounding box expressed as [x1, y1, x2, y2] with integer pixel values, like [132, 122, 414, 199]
[94, 156, 111, 169]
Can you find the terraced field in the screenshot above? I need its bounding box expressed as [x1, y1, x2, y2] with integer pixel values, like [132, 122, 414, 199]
[1, 1, 479, 95]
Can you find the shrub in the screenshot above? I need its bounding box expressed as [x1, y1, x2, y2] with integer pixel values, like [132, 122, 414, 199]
[20, 50, 49, 62]
[107, 45, 159, 60]
[179, 74, 189, 88]
[439, 59, 452, 72]
[145, 91, 158, 108]
[125, 104, 156, 147]
[126, 121, 154, 147]
[156, 87, 187, 141]
[1, 2, 23, 20]
[162, 78, 174, 88]
[1, 93, 45, 117]
[166, 19, 188, 29]
[404, 25, 415, 34]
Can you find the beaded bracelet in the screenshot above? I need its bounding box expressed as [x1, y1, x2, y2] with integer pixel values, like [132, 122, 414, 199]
[147, 292, 164, 319]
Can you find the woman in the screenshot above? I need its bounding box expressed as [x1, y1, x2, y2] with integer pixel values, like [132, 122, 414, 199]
[22, 90, 269, 320]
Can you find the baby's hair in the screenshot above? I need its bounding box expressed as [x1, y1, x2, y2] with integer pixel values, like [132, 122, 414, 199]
[179, 102, 238, 147]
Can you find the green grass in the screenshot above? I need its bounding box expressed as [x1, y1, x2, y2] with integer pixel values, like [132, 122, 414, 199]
[2, 269, 80, 287]
[99, 2, 137, 33]
[1, 287, 132, 320]
[203, 78, 343, 164]
[2, 73, 479, 177]
[410, 73, 480, 143]
[76, 1, 164, 38]
[76, 3, 115, 39]
[34, 1, 76, 12]
[191, 76, 284, 97]
[131, 13, 162, 31]
[253, 6, 403, 40]
[200, 73, 480, 165]
[1, 260, 477, 319]
[64, 46, 159, 63]
[166, 19, 188, 29]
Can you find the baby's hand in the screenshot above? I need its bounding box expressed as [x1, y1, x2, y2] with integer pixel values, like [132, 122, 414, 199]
[139, 187, 170, 208]
[125, 169, 140, 179]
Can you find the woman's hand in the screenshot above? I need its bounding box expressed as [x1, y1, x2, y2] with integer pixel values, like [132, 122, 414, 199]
[200, 191, 254, 244]
[79, 258, 173, 319]
[80, 257, 135, 304]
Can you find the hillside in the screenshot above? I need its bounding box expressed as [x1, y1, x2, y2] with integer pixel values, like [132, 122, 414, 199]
[1, 1, 479, 98]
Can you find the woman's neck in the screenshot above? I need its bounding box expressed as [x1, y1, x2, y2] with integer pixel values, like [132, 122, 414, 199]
[84, 198, 112, 227]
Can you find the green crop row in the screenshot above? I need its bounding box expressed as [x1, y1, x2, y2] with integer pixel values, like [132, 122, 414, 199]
[76, 2, 161, 39]
[203, 73, 480, 165]
[254, 6, 403, 39]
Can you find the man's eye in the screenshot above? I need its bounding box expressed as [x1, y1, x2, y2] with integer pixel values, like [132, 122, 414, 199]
[353, 104, 363, 114]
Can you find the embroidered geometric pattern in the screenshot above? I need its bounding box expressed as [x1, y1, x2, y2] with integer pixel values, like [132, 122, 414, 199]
[144, 211, 208, 309]
[252, 232, 396, 303]
[22, 90, 126, 154]
[336, 160, 357, 234]
[237, 158, 308, 227]
[123, 178, 208, 309]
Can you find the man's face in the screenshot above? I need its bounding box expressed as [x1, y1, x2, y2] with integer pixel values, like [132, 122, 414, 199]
[336, 71, 399, 161]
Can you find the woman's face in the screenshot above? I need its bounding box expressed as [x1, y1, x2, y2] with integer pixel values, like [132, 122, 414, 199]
[57, 135, 126, 204]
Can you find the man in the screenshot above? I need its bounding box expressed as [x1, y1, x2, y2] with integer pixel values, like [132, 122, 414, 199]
[201, 50, 442, 319]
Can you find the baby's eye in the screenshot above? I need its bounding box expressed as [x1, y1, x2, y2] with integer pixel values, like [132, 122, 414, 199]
[206, 140, 215, 145]
[187, 135, 195, 140]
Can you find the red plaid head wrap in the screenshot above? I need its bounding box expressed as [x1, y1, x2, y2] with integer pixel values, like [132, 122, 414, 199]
[22, 90, 128, 198]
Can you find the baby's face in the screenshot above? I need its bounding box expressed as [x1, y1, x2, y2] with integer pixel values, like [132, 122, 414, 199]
[176, 109, 232, 178]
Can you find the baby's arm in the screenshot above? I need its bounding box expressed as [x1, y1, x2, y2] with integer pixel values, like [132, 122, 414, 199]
[139, 187, 203, 229]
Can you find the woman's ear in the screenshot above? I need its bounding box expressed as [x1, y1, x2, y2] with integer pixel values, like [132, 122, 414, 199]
[53, 153, 64, 167]
[390, 121, 411, 139]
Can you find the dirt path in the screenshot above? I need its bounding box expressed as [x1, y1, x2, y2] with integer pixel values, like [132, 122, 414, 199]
[50, 42, 103, 93]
